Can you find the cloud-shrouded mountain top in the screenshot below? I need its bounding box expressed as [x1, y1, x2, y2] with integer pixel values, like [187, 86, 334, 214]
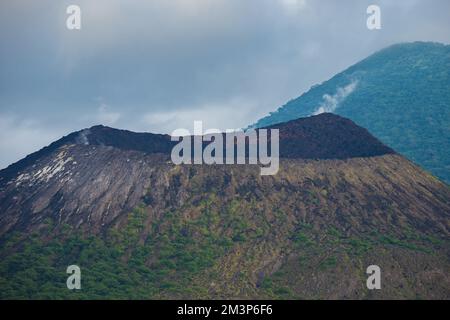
[1, 0, 450, 169]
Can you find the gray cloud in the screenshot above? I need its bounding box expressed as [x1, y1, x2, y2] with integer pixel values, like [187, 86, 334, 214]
[0, 0, 449, 168]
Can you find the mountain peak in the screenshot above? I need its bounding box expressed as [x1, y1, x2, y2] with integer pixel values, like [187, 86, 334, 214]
[250, 41, 450, 183]
[0, 113, 395, 186]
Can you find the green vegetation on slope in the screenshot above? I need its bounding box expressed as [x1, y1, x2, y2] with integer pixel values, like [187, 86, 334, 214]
[252, 42, 450, 183]
[1, 157, 449, 299]
[0, 197, 447, 299]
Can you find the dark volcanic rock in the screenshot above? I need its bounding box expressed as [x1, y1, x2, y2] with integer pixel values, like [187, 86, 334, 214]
[0, 113, 393, 185]
[0, 113, 448, 299]
[270, 113, 395, 159]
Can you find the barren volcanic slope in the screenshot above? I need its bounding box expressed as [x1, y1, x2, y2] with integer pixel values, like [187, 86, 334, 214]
[252, 42, 450, 184]
[0, 114, 449, 299]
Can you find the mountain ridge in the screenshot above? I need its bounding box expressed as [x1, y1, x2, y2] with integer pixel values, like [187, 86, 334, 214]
[251, 41, 450, 183]
[0, 113, 395, 185]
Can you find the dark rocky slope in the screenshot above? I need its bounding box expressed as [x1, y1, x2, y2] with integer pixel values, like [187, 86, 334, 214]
[0, 114, 449, 299]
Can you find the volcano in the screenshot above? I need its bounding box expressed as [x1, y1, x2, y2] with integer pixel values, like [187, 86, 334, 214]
[0, 113, 449, 299]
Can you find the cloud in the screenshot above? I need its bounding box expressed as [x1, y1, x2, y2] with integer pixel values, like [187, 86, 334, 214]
[0, 115, 66, 169]
[96, 104, 121, 126]
[141, 99, 260, 134]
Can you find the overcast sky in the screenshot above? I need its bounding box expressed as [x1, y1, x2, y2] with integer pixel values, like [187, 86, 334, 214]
[0, 0, 449, 168]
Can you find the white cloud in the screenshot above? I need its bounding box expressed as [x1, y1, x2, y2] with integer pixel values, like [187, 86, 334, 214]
[0, 115, 66, 169]
[141, 99, 260, 134]
[96, 104, 121, 126]
[280, 0, 307, 14]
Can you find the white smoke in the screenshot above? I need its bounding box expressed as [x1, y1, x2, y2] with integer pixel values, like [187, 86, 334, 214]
[76, 129, 91, 146]
[312, 80, 358, 115]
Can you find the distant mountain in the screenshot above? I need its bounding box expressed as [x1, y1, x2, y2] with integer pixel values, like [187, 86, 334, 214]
[1, 114, 449, 299]
[251, 42, 450, 184]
